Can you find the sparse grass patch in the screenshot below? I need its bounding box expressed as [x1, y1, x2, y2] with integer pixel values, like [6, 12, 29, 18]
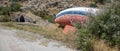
[16, 30, 42, 42]
[33, 10, 54, 23]
[0, 22, 78, 48]
[93, 39, 119, 51]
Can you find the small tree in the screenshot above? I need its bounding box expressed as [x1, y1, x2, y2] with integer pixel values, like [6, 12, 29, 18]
[88, 1, 120, 46]
[0, 2, 22, 22]
[10, 2, 22, 12]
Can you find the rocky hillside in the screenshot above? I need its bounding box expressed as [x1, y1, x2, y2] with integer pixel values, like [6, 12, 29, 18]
[0, 0, 106, 23]
[22, 0, 94, 15]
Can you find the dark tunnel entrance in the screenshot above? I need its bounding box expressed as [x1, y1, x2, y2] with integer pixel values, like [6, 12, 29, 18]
[19, 15, 25, 22]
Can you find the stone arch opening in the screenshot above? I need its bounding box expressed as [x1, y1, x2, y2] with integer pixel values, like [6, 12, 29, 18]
[19, 15, 25, 22]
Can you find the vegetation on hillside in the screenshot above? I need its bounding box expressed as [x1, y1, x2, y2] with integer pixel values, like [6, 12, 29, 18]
[76, 1, 120, 51]
[0, 22, 77, 49]
[33, 10, 54, 23]
[0, 2, 22, 22]
[0, 0, 119, 51]
[89, 2, 120, 46]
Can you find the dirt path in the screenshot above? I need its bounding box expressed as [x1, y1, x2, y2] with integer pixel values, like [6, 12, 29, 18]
[0, 27, 75, 51]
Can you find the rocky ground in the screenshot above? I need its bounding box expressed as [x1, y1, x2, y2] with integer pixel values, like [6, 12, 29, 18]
[22, 0, 92, 15]
[0, 27, 76, 51]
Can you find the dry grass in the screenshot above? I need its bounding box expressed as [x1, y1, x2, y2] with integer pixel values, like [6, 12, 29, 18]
[93, 39, 119, 51]
[0, 22, 78, 48]
[16, 31, 40, 42]
[0, 22, 119, 51]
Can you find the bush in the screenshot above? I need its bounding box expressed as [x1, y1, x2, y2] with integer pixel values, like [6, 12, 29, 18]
[33, 10, 48, 17]
[33, 10, 54, 23]
[0, 16, 11, 22]
[88, 2, 120, 46]
[76, 28, 94, 51]
[72, 22, 94, 51]
[89, 2, 97, 8]
[43, 15, 54, 23]
[0, 2, 22, 15]
[76, 1, 120, 51]
[10, 2, 22, 12]
[0, 6, 11, 15]
[0, 2, 22, 22]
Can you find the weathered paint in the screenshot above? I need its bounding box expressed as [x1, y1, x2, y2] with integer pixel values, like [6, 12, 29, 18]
[55, 7, 99, 34]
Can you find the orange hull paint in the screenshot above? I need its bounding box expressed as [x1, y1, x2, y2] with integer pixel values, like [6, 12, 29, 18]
[55, 15, 87, 34]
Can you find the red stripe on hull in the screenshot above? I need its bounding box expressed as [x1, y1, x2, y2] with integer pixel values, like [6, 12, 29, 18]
[55, 15, 87, 26]
[55, 15, 87, 34]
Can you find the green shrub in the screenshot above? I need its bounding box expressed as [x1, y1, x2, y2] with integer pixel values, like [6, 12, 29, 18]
[43, 15, 54, 23]
[88, 2, 120, 46]
[0, 16, 11, 22]
[0, 6, 11, 15]
[33, 10, 54, 23]
[10, 2, 22, 12]
[76, 1, 120, 51]
[0, 2, 22, 15]
[0, 2, 22, 22]
[76, 28, 94, 51]
[89, 2, 97, 8]
[33, 10, 48, 18]
[73, 22, 94, 51]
